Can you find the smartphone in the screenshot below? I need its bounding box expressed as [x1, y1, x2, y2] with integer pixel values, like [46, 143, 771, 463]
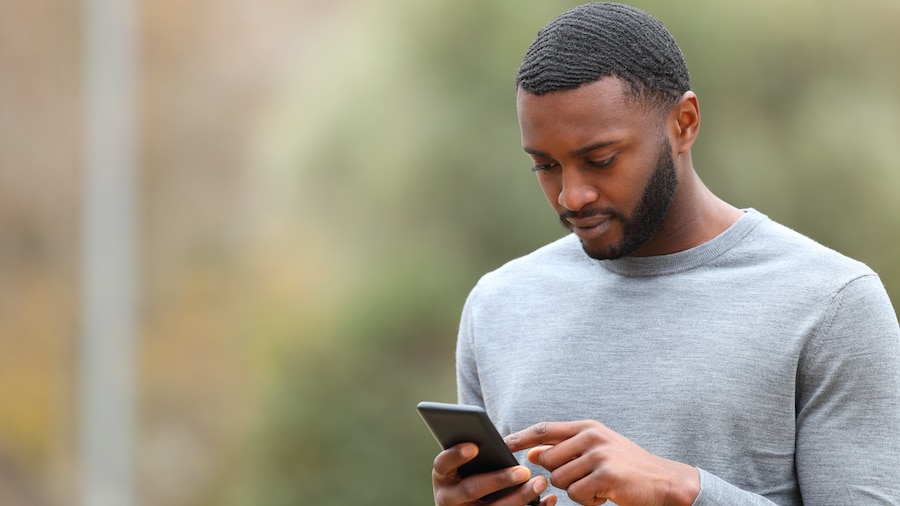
[417, 401, 540, 505]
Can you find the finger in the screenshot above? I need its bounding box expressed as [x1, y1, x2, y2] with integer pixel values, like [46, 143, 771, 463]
[505, 421, 584, 452]
[536, 433, 593, 471]
[526, 476, 550, 506]
[433, 443, 478, 480]
[545, 449, 597, 491]
[490, 476, 548, 506]
[526, 446, 552, 465]
[564, 470, 609, 506]
[453, 466, 532, 505]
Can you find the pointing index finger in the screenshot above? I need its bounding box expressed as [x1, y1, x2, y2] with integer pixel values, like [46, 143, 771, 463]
[505, 421, 581, 452]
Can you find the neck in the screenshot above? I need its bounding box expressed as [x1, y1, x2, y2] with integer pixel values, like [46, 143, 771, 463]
[632, 167, 742, 257]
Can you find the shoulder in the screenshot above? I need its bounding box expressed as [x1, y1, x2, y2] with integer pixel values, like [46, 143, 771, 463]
[478, 234, 586, 283]
[741, 211, 876, 283]
[465, 234, 594, 305]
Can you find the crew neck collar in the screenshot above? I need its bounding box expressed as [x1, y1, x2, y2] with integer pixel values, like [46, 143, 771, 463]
[596, 209, 764, 277]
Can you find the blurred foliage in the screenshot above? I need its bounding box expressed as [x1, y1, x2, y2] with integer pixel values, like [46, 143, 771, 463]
[224, 1, 900, 505]
[1, 1, 899, 505]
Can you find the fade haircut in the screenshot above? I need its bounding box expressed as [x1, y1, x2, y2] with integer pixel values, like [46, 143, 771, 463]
[515, 2, 691, 112]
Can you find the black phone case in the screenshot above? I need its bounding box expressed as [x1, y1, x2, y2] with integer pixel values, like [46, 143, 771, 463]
[417, 401, 518, 476]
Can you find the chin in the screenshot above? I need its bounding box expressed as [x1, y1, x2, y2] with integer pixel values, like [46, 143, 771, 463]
[580, 240, 627, 261]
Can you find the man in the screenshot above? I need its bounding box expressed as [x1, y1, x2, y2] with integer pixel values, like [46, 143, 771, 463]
[430, 3, 900, 506]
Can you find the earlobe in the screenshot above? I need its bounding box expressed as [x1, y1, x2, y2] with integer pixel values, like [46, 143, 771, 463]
[671, 91, 700, 153]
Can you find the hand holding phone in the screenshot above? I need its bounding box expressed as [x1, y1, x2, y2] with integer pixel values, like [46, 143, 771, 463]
[417, 401, 541, 505]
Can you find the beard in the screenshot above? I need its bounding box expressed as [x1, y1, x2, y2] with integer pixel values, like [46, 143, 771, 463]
[560, 138, 679, 260]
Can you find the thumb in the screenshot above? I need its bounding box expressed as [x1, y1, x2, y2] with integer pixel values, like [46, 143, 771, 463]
[527, 445, 553, 466]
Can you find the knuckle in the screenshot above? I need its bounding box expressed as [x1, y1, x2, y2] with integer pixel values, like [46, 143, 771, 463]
[433, 446, 470, 479]
[432, 467, 448, 485]
[568, 478, 608, 506]
[459, 478, 482, 501]
[532, 422, 552, 436]
[495, 471, 515, 489]
[548, 471, 565, 490]
[433, 453, 452, 478]
[432, 454, 444, 473]
[433, 488, 451, 506]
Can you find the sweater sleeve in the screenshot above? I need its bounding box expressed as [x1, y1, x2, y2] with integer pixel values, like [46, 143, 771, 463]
[793, 274, 900, 503]
[456, 286, 485, 407]
[692, 469, 779, 505]
[694, 274, 900, 505]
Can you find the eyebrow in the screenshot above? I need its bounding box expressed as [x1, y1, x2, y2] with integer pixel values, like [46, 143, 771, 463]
[523, 140, 618, 159]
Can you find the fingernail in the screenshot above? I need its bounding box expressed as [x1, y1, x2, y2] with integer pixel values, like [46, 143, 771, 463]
[461, 444, 476, 458]
[533, 477, 548, 494]
[513, 467, 529, 482]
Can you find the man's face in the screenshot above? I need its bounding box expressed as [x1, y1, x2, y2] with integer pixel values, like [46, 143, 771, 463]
[517, 78, 679, 260]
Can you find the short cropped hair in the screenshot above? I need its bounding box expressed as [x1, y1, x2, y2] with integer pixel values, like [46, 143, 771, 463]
[515, 2, 690, 110]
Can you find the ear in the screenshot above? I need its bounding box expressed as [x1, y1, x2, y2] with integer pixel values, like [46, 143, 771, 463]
[669, 91, 700, 154]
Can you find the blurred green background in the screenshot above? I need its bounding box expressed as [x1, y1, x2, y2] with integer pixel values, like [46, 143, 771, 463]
[1, 0, 899, 504]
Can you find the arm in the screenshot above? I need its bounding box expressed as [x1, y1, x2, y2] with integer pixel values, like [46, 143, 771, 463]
[695, 275, 900, 504]
[792, 274, 900, 503]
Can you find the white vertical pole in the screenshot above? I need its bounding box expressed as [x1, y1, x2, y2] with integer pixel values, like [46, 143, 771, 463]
[81, 0, 138, 503]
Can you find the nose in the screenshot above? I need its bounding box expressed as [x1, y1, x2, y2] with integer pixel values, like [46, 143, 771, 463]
[558, 167, 600, 211]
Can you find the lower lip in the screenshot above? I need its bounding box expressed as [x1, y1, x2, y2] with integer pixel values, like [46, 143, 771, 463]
[570, 218, 613, 241]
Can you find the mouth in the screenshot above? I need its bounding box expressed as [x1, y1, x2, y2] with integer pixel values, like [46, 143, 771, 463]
[563, 214, 615, 241]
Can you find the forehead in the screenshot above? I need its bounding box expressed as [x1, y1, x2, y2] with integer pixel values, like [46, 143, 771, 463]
[516, 77, 658, 150]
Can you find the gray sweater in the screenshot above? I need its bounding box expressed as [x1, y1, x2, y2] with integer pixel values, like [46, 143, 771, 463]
[457, 210, 900, 505]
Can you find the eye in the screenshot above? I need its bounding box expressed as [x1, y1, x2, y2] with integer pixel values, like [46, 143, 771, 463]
[588, 156, 616, 169]
[531, 162, 559, 173]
